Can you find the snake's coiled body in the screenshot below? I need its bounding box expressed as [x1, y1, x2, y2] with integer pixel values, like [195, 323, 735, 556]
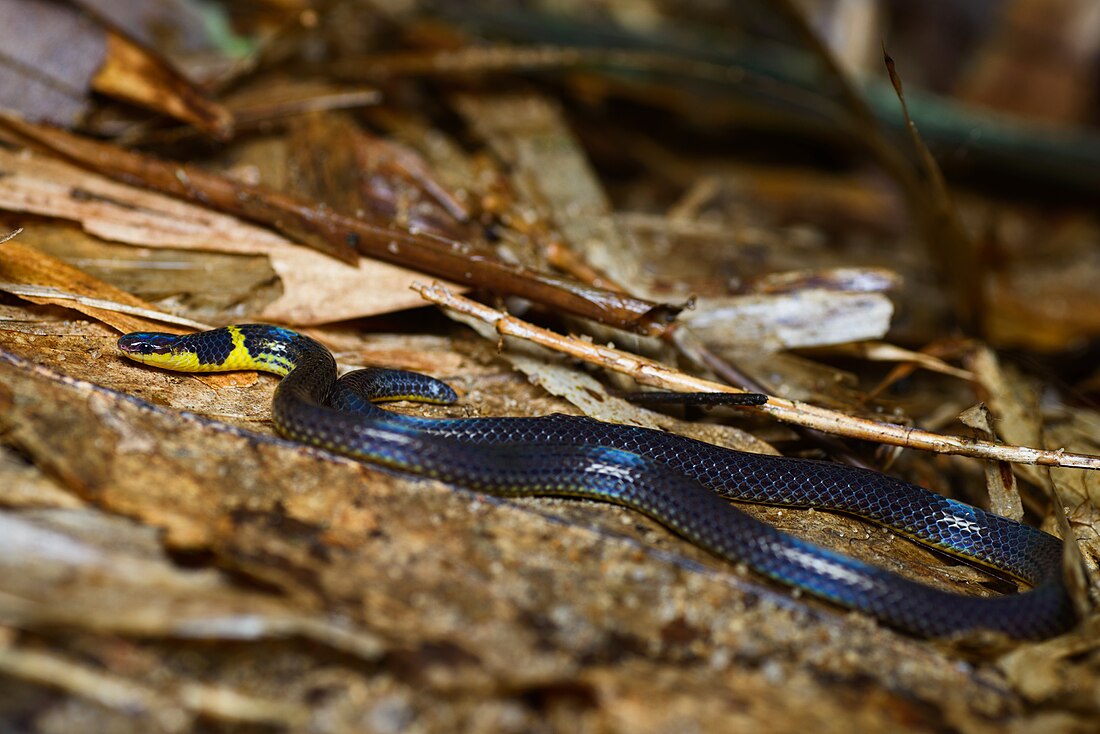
[118, 324, 1077, 640]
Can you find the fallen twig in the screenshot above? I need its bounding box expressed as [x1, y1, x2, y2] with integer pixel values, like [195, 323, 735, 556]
[415, 281, 1100, 471]
[0, 113, 681, 335]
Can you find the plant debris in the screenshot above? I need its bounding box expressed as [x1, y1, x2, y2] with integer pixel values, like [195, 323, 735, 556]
[1, 2, 1100, 732]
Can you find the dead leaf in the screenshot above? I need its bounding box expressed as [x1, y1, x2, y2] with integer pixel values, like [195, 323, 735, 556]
[0, 147, 443, 324]
[0, 0, 230, 137]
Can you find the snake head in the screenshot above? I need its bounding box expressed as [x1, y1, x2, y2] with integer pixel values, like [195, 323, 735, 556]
[117, 332, 180, 363]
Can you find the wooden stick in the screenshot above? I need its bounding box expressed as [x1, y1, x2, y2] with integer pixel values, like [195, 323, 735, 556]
[415, 281, 1100, 471]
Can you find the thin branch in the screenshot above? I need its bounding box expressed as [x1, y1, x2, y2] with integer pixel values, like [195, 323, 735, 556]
[0, 112, 680, 336]
[415, 281, 1100, 471]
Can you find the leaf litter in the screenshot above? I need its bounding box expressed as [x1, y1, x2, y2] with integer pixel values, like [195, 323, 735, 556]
[1, 2, 1100, 732]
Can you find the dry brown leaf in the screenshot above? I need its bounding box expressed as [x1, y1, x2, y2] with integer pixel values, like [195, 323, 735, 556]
[986, 249, 1100, 351]
[93, 31, 233, 139]
[0, 0, 107, 127]
[0, 0, 230, 137]
[969, 346, 1048, 489]
[751, 267, 901, 294]
[0, 148, 441, 324]
[958, 402, 1025, 521]
[0, 239, 191, 335]
[0, 238, 253, 389]
[456, 93, 642, 288]
[0, 114, 676, 334]
[829, 341, 974, 382]
[685, 290, 894, 355]
[1045, 410, 1100, 566]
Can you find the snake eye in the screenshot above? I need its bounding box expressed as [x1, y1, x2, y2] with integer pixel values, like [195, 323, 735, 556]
[118, 333, 178, 356]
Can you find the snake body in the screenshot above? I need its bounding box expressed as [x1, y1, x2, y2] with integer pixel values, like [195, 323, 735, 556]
[117, 324, 1077, 639]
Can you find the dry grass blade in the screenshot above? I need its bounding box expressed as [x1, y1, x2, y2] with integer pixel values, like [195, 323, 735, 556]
[771, 0, 982, 330]
[882, 48, 983, 329]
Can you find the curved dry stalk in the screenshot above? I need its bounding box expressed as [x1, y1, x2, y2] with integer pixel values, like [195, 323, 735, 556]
[414, 281, 1100, 471]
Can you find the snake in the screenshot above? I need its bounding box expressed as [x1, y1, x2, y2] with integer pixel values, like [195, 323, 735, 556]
[117, 324, 1077, 640]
